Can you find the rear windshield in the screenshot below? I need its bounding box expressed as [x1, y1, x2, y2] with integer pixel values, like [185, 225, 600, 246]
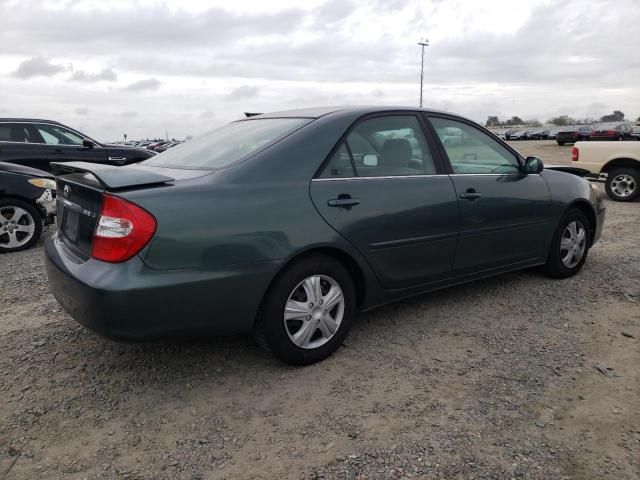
[142, 118, 309, 170]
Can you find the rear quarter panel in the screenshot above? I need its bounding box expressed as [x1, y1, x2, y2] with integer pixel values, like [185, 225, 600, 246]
[122, 111, 373, 272]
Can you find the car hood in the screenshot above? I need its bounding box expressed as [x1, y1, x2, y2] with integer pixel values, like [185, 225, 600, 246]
[101, 144, 156, 157]
[0, 161, 53, 178]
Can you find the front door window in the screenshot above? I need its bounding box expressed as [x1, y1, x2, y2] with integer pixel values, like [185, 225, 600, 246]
[430, 117, 520, 174]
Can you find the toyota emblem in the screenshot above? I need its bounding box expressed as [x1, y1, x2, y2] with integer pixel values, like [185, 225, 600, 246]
[63, 185, 71, 198]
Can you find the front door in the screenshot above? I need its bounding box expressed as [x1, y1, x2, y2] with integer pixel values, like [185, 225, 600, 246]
[428, 115, 552, 275]
[31, 123, 106, 166]
[310, 114, 459, 290]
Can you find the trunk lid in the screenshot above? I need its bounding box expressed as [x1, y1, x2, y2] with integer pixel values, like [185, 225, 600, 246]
[52, 162, 177, 260]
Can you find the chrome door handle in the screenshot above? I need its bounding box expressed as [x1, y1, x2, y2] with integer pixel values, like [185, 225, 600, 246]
[459, 190, 482, 200]
[328, 196, 360, 208]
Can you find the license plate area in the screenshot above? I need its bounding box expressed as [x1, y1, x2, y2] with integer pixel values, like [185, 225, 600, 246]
[61, 203, 80, 242]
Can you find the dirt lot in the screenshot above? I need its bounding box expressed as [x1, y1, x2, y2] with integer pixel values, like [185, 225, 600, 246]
[1, 141, 638, 479]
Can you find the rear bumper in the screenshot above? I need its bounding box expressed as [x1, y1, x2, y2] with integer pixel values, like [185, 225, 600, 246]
[45, 233, 279, 340]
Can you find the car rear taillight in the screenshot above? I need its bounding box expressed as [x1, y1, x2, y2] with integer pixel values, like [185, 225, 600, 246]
[571, 147, 579, 162]
[91, 194, 157, 263]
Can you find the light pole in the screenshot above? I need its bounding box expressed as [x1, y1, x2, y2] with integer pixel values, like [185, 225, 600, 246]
[418, 39, 429, 108]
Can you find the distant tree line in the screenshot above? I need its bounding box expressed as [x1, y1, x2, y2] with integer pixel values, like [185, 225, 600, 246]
[486, 110, 638, 128]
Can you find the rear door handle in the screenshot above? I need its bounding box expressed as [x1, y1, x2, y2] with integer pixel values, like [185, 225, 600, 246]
[459, 190, 483, 200]
[51, 149, 65, 155]
[328, 196, 360, 208]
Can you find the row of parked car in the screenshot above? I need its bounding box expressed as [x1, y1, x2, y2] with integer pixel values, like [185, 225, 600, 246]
[502, 123, 639, 145]
[112, 139, 186, 153]
[0, 118, 177, 253]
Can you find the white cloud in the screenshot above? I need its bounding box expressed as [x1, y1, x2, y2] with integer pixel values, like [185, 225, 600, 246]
[0, 0, 638, 140]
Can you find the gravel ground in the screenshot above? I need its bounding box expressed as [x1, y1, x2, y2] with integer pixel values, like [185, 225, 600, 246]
[1, 141, 639, 479]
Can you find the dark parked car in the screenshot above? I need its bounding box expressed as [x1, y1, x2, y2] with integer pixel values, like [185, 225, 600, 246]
[0, 119, 156, 173]
[45, 106, 605, 365]
[0, 162, 56, 252]
[556, 126, 593, 145]
[590, 123, 634, 141]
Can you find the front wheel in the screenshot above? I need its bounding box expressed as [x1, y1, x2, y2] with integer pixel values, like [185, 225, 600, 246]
[557, 141, 565, 146]
[605, 168, 639, 202]
[543, 208, 590, 279]
[0, 199, 43, 253]
[254, 254, 356, 365]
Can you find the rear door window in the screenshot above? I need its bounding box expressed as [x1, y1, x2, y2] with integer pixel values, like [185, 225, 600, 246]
[0, 123, 31, 142]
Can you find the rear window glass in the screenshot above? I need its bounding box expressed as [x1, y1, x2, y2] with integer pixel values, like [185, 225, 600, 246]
[142, 118, 309, 170]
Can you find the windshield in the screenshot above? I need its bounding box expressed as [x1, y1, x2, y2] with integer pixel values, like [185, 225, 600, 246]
[142, 118, 310, 170]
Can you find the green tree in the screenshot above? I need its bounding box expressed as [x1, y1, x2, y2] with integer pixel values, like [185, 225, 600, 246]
[485, 115, 501, 127]
[600, 110, 624, 122]
[505, 116, 524, 126]
[548, 115, 575, 126]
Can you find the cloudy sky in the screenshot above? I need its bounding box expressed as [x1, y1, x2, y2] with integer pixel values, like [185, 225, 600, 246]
[1, 0, 638, 140]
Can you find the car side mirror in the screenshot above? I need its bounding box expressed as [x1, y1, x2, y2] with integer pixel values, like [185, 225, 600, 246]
[82, 138, 95, 148]
[524, 156, 544, 174]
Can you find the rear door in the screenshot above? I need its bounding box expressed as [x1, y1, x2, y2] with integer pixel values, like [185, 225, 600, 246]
[0, 122, 48, 171]
[427, 115, 552, 275]
[310, 113, 459, 290]
[31, 123, 107, 165]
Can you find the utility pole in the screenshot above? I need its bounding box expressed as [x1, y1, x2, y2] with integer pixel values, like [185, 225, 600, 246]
[418, 39, 429, 108]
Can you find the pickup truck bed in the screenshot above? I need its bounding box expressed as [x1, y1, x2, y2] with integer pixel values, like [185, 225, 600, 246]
[572, 141, 640, 201]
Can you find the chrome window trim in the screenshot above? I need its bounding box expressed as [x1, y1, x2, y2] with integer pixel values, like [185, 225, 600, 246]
[312, 172, 536, 182]
[0, 121, 99, 146]
[312, 174, 444, 181]
[0, 140, 99, 147]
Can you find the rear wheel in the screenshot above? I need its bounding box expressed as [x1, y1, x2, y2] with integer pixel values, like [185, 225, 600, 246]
[0, 199, 42, 253]
[557, 141, 565, 146]
[255, 254, 356, 365]
[605, 168, 639, 202]
[543, 208, 590, 279]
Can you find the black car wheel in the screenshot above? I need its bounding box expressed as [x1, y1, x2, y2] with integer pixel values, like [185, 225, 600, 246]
[255, 254, 356, 365]
[543, 208, 590, 279]
[557, 141, 565, 146]
[0, 199, 42, 253]
[605, 168, 639, 202]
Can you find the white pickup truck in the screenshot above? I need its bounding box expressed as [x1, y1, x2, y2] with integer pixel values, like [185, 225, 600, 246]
[571, 141, 640, 201]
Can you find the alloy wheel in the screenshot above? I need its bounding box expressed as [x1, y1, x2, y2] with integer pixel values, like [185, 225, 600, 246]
[610, 174, 636, 198]
[0, 206, 36, 249]
[560, 220, 587, 269]
[283, 275, 345, 349]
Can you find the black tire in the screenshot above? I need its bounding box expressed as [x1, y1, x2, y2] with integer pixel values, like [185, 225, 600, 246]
[543, 208, 590, 279]
[254, 254, 356, 365]
[0, 199, 43, 253]
[605, 168, 639, 202]
[557, 141, 565, 146]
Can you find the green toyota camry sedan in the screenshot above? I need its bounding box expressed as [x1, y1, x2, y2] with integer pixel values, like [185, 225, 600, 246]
[45, 106, 606, 365]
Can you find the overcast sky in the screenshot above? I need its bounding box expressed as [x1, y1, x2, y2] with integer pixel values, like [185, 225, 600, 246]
[1, 0, 638, 140]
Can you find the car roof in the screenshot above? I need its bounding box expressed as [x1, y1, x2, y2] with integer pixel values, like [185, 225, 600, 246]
[250, 105, 455, 120]
[0, 118, 65, 125]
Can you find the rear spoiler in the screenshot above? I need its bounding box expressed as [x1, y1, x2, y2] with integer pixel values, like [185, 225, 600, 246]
[51, 162, 174, 189]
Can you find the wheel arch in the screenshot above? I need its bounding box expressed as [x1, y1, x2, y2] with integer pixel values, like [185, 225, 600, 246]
[566, 200, 597, 247]
[600, 157, 640, 173]
[265, 246, 368, 309]
[0, 195, 43, 215]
